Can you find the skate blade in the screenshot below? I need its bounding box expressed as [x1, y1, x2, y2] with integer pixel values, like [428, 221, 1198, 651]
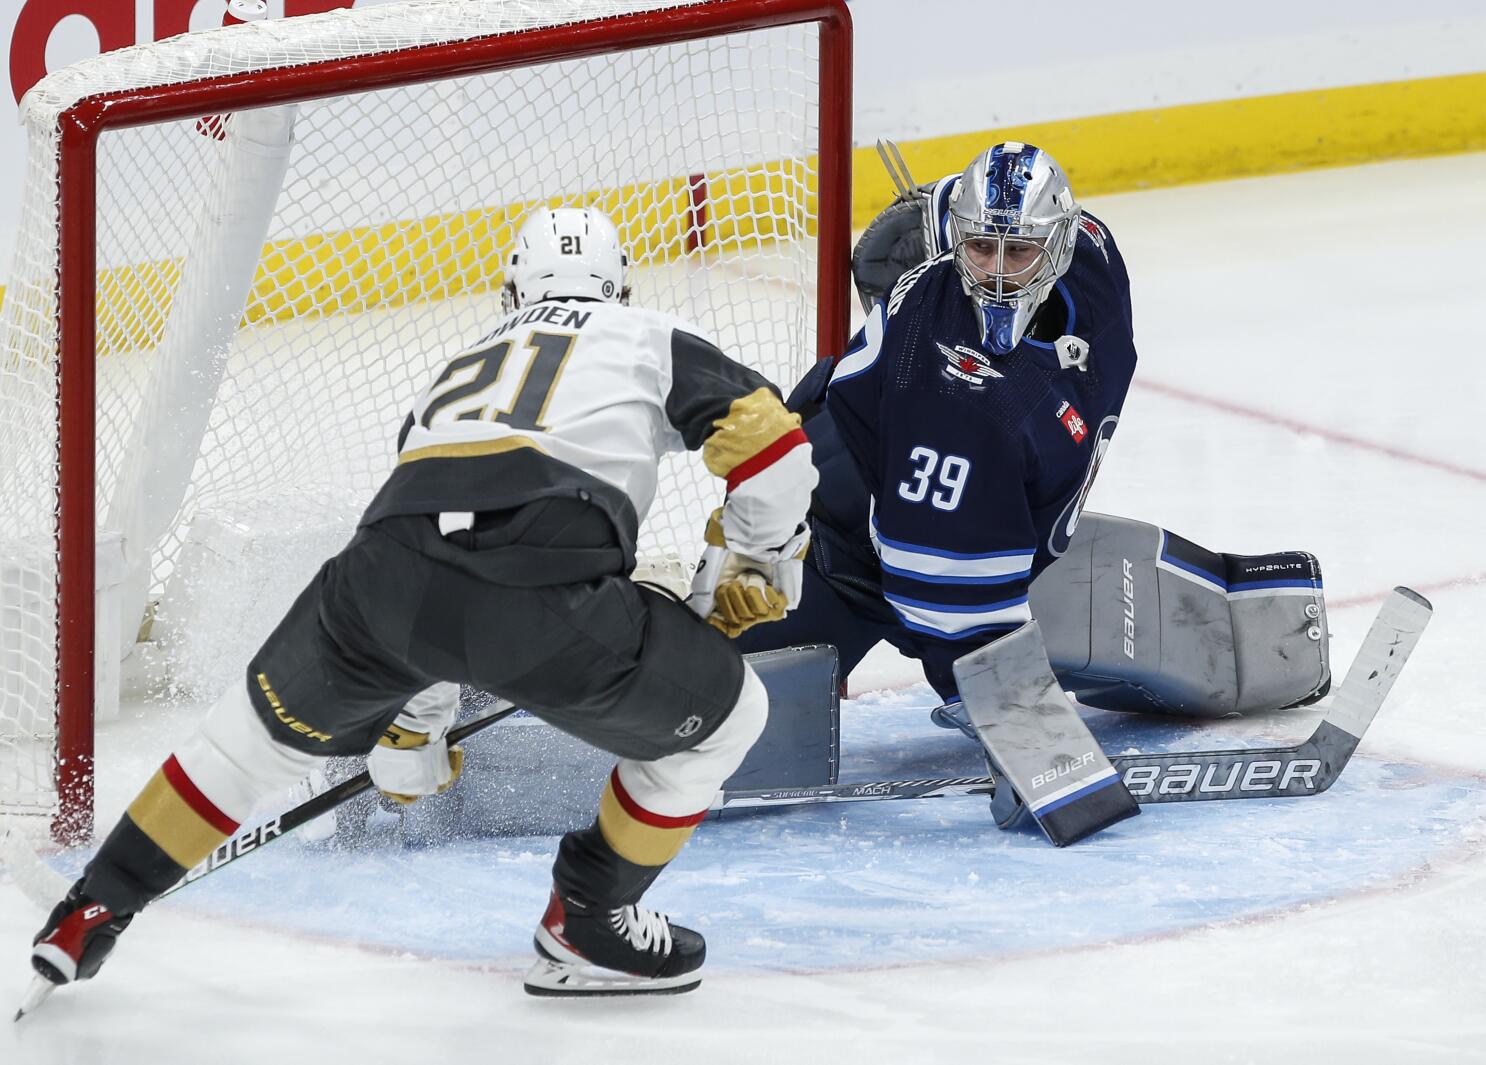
[522, 957, 701, 997]
[14, 975, 57, 1022]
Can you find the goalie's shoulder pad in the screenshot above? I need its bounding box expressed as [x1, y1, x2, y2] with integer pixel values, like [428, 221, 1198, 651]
[885, 252, 947, 320]
[922, 173, 960, 258]
[1074, 212, 1111, 264]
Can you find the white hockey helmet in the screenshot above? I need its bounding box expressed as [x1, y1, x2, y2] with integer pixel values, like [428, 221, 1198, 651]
[503, 206, 629, 311]
[947, 142, 1080, 355]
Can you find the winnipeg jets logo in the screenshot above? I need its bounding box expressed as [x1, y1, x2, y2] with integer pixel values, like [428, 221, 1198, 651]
[937, 341, 1004, 387]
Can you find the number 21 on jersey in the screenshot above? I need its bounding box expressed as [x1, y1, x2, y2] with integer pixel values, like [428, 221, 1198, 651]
[420, 330, 576, 431]
[898, 446, 971, 511]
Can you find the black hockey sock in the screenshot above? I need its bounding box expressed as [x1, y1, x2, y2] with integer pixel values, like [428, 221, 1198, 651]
[552, 824, 666, 909]
[81, 756, 240, 915]
[81, 814, 198, 916]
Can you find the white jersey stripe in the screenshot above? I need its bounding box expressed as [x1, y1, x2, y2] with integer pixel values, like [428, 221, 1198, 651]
[829, 303, 885, 385]
[871, 516, 1035, 582]
[885, 593, 1032, 636]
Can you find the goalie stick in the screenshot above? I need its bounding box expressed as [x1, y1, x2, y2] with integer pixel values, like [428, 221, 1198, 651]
[709, 587, 1431, 818]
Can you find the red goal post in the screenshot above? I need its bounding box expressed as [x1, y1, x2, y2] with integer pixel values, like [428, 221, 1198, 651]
[2, 0, 852, 843]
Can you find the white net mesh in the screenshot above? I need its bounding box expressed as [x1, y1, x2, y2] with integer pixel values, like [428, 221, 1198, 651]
[0, 0, 828, 823]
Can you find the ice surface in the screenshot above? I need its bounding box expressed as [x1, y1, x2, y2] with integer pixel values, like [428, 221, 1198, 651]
[4, 153, 1486, 1063]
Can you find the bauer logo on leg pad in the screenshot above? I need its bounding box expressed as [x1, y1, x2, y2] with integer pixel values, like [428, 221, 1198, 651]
[1031, 751, 1095, 790]
[953, 621, 1139, 846]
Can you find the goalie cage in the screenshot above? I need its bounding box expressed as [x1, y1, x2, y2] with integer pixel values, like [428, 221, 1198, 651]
[0, 0, 853, 843]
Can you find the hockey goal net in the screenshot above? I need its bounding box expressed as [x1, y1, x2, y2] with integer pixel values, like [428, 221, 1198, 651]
[0, 0, 851, 842]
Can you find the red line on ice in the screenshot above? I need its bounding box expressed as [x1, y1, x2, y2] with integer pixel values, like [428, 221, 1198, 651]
[1134, 379, 1486, 486]
[1329, 571, 1486, 611]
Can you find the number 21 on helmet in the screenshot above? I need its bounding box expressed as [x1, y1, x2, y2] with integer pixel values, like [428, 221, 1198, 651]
[503, 206, 631, 312]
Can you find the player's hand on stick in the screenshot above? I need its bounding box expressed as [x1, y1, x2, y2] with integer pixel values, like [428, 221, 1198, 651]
[368, 725, 464, 804]
[690, 508, 809, 638]
[367, 683, 464, 804]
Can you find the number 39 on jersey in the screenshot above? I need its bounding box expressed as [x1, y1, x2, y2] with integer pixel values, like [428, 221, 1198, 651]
[897, 446, 971, 511]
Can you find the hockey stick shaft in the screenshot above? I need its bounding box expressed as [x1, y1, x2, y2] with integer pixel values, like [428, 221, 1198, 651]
[158, 700, 519, 898]
[713, 588, 1431, 816]
[710, 741, 1343, 815]
[711, 735, 1359, 815]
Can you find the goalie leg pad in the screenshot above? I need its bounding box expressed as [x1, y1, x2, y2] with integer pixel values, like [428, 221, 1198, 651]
[1030, 512, 1329, 717]
[953, 622, 1140, 847]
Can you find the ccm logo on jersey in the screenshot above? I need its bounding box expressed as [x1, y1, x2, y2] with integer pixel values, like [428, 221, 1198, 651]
[937, 341, 1004, 387]
[1122, 759, 1322, 797]
[1055, 401, 1088, 443]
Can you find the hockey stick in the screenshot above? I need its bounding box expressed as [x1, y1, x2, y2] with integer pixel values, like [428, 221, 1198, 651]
[14, 702, 522, 1021]
[156, 699, 519, 899]
[3, 701, 522, 912]
[710, 587, 1431, 818]
[0, 817, 70, 908]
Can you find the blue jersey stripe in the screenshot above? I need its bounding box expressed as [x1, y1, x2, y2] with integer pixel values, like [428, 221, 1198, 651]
[873, 523, 1035, 562]
[885, 592, 1030, 614]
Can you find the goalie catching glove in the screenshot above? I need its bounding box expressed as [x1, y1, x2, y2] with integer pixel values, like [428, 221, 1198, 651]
[690, 507, 810, 638]
[367, 682, 464, 804]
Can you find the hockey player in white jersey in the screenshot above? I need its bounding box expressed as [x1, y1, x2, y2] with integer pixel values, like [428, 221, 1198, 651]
[28, 207, 816, 999]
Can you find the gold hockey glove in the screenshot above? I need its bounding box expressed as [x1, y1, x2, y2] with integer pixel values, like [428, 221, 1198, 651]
[689, 508, 810, 638]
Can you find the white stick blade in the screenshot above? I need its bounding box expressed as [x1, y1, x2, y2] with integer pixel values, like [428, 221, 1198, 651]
[1325, 587, 1433, 740]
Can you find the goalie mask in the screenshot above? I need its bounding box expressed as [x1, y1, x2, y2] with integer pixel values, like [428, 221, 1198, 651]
[503, 207, 629, 311]
[947, 143, 1080, 356]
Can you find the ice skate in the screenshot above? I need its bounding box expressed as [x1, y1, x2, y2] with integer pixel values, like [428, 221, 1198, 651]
[30, 880, 134, 987]
[524, 889, 705, 997]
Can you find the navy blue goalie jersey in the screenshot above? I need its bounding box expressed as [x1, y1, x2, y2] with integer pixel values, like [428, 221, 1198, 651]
[812, 213, 1137, 699]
